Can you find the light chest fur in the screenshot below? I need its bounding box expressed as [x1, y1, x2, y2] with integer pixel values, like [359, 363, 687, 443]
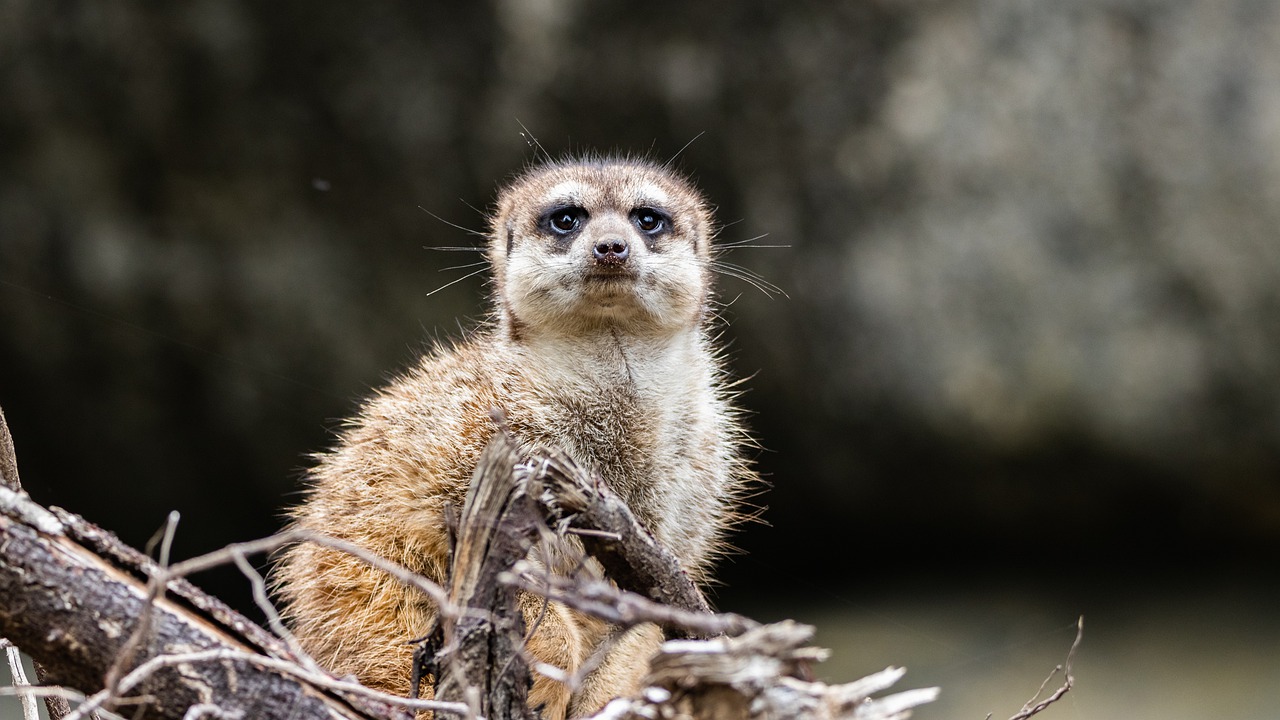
[500, 328, 733, 576]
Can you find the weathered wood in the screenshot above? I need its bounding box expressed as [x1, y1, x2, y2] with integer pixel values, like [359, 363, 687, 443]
[46, 505, 304, 674]
[0, 403, 943, 720]
[503, 561, 758, 638]
[0, 492, 376, 720]
[0, 404, 426, 720]
[590, 622, 940, 720]
[526, 445, 716, 635]
[432, 419, 539, 720]
[1, 405, 77, 720]
[0, 406, 19, 492]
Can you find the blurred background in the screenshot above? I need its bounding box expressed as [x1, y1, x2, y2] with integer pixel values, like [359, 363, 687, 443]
[1, 1, 1278, 718]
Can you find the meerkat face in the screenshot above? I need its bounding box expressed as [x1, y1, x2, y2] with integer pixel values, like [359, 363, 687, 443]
[489, 159, 714, 337]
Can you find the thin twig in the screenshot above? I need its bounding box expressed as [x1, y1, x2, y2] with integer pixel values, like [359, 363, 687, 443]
[67, 648, 476, 720]
[1021, 664, 1061, 712]
[228, 549, 323, 673]
[26, 514, 479, 718]
[503, 561, 759, 638]
[1007, 617, 1083, 720]
[100, 511, 180, 711]
[34, 657, 77, 720]
[0, 686, 128, 720]
[3, 639, 40, 720]
[524, 447, 718, 627]
[167, 529, 465, 623]
[563, 528, 621, 541]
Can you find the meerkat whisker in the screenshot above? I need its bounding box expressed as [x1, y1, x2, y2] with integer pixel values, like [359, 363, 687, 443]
[710, 261, 788, 299]
[418, 205, 488, 238]
[437, 261, 490, 273]
[515, 118, 551, 161]
[423, 266, 489, 297]
[715, 234, 790, 251]
[662, 130, 706, 169]
[713, 268, 779, 298]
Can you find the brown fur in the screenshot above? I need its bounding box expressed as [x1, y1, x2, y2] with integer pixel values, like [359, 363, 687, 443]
[273, 157, 755, 718]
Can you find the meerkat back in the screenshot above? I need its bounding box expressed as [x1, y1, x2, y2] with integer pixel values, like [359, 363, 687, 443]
[274, 157, 755, 719]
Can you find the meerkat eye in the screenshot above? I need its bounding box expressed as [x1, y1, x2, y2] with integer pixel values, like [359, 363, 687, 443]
[631, 208, 668, 235]
[544, 207, 585, 235]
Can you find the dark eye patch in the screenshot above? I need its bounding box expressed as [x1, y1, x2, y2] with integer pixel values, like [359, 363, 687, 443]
[540, 206, 587, 236]
[631, 207, 671, 236]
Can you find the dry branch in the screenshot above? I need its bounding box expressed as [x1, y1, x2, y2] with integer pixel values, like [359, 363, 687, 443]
[1006, 617, 1082, 720]
[0, 404, 939, 719]
[0, 406, 470, 720]
[0, 484, 410, 720]
[503, 561, 758, 638]
[431, 420, 539, 720]
[524, 447, 716, 631]
[588, 622, 939, 720]
[1, 405, 91, 720]
[2, 638, 41, 720]
[0, 406, 20, 493]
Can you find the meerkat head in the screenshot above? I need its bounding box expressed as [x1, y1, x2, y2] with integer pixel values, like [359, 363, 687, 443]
[487, 157, 715, 339]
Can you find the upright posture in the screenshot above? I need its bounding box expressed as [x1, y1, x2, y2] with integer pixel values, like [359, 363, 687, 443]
[275, 157, 754, 718]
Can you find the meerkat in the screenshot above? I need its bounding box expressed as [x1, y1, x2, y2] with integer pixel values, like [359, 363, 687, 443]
[273, 156, 755, 719]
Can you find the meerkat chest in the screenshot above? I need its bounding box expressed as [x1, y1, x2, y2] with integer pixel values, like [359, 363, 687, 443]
[507, 336, 712, 527]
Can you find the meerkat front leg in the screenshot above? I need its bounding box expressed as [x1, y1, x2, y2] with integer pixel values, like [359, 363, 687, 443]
[519, 594, 592, 720]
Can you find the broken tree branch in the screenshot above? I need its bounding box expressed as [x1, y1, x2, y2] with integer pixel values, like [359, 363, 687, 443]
[433, 414, 938, 719]
[503, 560, 758, 638]
[1, 402, 940, 720]
[0, 485, 492, 719]
[0, 400, 473, 720]
[431, 417, 540, 720]
[524, 445, 716, 634]
[0, 406, 19, 493]
[1, 406, 86, 720]
[2, 637, 40, 720]
[99, 511, 181, 713]
[0, 488, 370, 719]
[586, 622, 940, 720]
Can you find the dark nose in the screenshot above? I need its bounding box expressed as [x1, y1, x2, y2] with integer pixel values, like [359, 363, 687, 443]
[592, 237, 630, 265]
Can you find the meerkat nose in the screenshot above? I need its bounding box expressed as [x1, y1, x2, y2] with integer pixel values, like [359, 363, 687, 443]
[593, 237, 630, 265]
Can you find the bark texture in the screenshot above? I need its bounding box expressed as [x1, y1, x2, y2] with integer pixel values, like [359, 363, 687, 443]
[0, 488, 390, 720]
[0, 405, 938, 719]
[432, 421, 538, 720]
